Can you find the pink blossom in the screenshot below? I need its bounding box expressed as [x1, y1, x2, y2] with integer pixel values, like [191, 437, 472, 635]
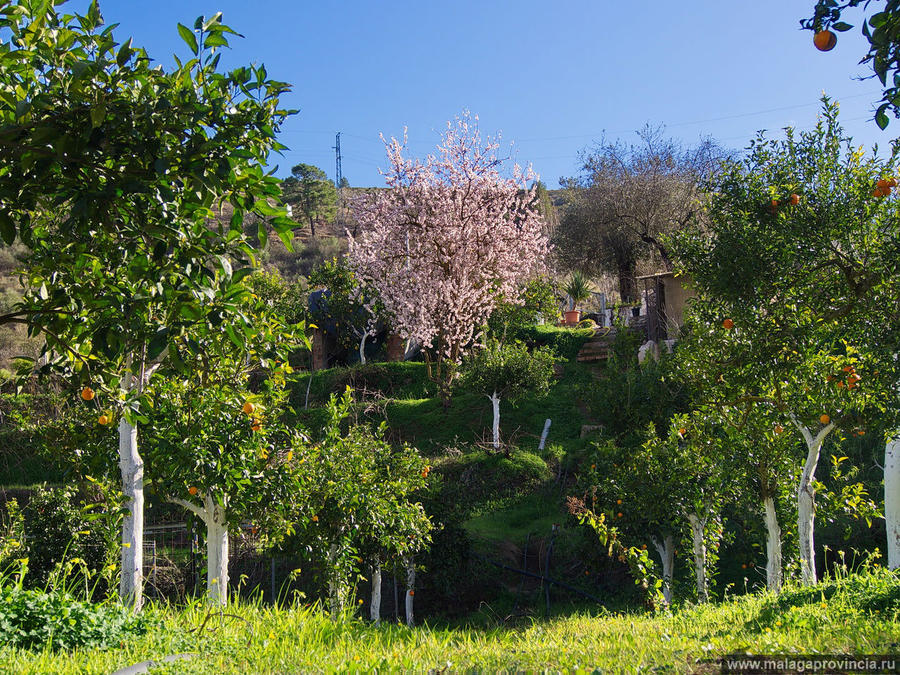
[348, 113, 549, 369]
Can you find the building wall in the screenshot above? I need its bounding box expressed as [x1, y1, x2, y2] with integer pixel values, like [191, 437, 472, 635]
[662, 275, 696, 336]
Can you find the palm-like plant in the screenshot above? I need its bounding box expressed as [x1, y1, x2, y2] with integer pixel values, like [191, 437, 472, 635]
[564, 271, 592, 311]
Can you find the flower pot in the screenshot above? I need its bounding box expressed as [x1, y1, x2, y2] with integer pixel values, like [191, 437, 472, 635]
[564, 310, 581, 326]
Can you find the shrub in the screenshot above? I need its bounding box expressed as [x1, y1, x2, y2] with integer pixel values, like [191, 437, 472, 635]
[20, 486, 118, 593]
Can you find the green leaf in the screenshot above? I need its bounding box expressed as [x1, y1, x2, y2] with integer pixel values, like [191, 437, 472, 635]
[832, 21, 853, 32]
[147, 329, 168, 361]
[177, 23, 198, 55]
[116, 38, 133, 66]
[876, 106, 890, 130]
[0, 212, 15, 245]
[90, 101, 106, 128]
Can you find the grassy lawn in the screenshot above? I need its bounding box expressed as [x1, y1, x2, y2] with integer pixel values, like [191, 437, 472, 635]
[4, 568, 898, 673]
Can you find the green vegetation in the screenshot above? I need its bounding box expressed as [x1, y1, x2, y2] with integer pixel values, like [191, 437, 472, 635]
[1, 567, 896, 673]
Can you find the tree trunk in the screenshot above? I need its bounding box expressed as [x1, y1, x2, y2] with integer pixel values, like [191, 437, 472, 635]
[687, 514, 708, 603]
[886, 436, 900, 570]
[370, 560, 382, 624]
[328, 543, 343, 616]
[404, 556, 415, 627]
[763, 494, 783, 592]
[790, 415, 834, 586]
[650, 534, 675, 605]
[617, 269, 637, 304]
[118, 417, 143, 610]
[204, 494, 229, 606]
[489, 391, 501, 450]
[358, 332, 368, 365]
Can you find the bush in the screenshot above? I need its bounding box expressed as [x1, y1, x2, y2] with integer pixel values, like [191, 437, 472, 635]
[20, 486, 118, 593]
[513, 324, 594, 361]
[0, 586, 148, 650]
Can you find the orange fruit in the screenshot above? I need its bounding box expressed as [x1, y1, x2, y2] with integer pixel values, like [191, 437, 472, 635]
[188, 486, 198, 496]
[836, 381, 845, 389]
[790, 193, 800, 206]
[641, 544, 647, 550]
[98, 414, 110, 425]
[617, 512, 623, 518]
[722, 318, 735, 330]
[843, 366, 854, 373]
[616, 498, 622, 505]
[678, 427, 687, 436]
[242, 401, 255, 415]
[813, 29, 837, 51]
[251, 419, 262, 432]
[877, 178, 891, 190]
[409, 590, 415, 597]
[741, 563, 747, 569]
[81, 387, 95, 401]
[311, 514, 319, 522]
[872, 187, 885, 198]
[820, 414, 831, 425]
[888, 178, 898, 188]
[774, 424, 784, 435]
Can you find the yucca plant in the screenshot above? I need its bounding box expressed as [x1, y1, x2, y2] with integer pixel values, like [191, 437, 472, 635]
[564, 271, 592, 311]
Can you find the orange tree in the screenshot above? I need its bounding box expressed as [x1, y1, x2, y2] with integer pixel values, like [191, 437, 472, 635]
[0, 2, 296, 608]
[141, 315, 308, 607]
[803, 2, 900, 129]
[669, 101, 900, 584]
[288, 390, 432, 617]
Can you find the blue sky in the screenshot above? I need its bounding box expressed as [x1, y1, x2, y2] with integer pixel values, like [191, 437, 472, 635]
[81, 1, 889, 188]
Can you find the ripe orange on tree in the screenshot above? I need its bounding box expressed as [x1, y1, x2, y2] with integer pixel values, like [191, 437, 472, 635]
[774, 424, 784, 435]
[242, 401, 255, 415]
[98, 414, 110, 425]
[81, 386, 95, 401]
[819, 413, 831, 425]
[251, 418, 262, 432]
[790, 193, 800, 205]
[813, 29, 837, 51]
[722, 318, 734, 330]
[188, 486, 198, 496]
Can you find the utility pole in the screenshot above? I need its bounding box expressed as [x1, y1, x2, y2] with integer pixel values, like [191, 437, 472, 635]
[333, 132, 343, 228]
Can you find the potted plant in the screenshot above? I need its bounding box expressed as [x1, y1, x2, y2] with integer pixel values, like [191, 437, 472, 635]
[563, 271, 592, 326]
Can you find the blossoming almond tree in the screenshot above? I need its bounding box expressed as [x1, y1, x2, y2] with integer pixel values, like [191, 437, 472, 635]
[348, 113, 549, 401]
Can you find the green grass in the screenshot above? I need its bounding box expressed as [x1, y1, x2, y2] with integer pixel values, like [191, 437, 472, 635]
[464, 489, 563, 545]
[4, 568, 898, 673]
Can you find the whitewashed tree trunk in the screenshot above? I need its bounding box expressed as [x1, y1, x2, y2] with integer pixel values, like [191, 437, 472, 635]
[118, 416, 143, 610]
[790, 415, 834, 586]
[650, 534, 675, 605]
[687, 514, 708, 603]
[167, 493, 229, 606]
[358, 332, 368, 365]
[763, 495, 783, 592]
[489, 391, 501, 450]
[404, 556, 415, 627]
[204, 493, 229, 606]
[370, 560, 382, 624]
[886, 436, 900, 570]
